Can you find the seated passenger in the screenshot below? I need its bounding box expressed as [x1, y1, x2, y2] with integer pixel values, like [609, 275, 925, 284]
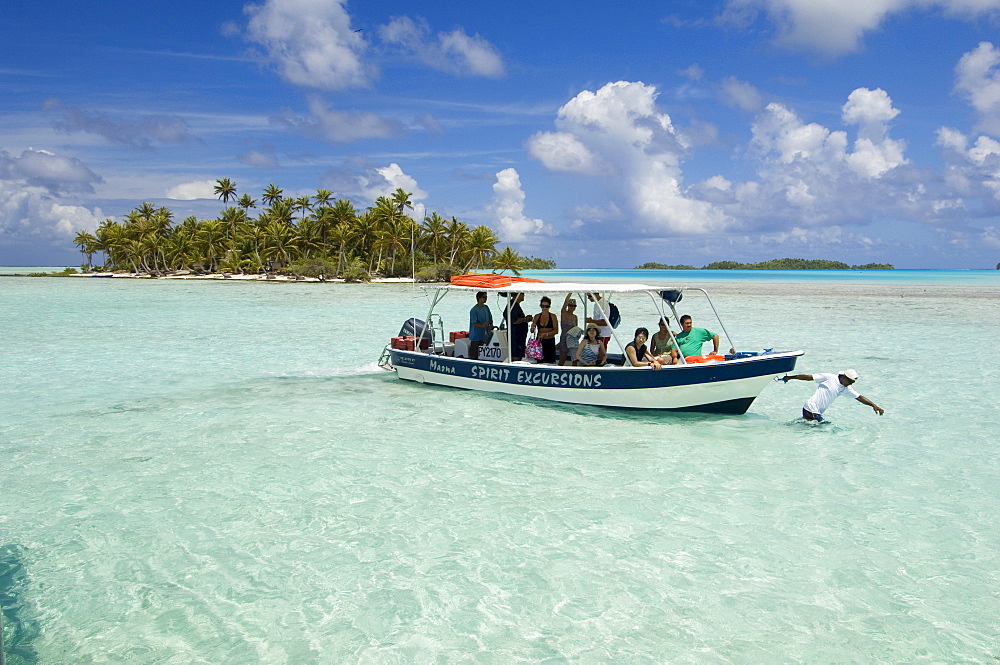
[649, 318, 679, 365]
[576, 323, 607, 367]
[675, 314, 720, 358]
[625, 327, 661, 369]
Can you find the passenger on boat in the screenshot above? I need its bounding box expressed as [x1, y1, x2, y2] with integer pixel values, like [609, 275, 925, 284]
[625, 327, 661, 369]
[674, 315, 720, 358]
[649, 318, 680, 365]
[503, 292, 531, 361]
[585, 293, 613, 347]
[531, 296, 559, 363]
[557, 293, 579, 366]
[576, 323, 607, 367]
[468, 291, 494, 360]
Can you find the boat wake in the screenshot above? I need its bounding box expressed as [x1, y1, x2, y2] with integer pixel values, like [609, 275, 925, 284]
[267, 362, 388, 379]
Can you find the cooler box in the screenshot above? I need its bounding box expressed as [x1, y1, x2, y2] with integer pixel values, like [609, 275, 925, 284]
[390, 336, 429, 351]
[450, 330, 469, 342]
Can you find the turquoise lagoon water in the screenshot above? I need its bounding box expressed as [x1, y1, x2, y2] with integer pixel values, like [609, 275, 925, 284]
[1, 273, 998, 663]
[522, 268, 1000, 286]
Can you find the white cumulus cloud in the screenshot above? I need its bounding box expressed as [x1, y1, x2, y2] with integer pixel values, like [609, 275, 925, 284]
[954, 41, 1000, 136]
[526, 131, 602, 174]
[0, 148, 102, 194]
[491, 168, 545, 242]
[530, 80, 729, 234]
[164, 180, 217, 200]
[0, 185, 104, 243]
[728, 0, 1000, 57]
[244, 0, 371, 90]
[379, 16, 505, 78]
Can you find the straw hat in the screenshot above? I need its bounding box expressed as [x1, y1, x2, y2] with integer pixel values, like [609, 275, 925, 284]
[585, 322, 600, 331]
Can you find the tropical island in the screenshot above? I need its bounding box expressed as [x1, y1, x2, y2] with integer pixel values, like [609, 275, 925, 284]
[69, 179, 554, 282]
[635, 259, 895, 270]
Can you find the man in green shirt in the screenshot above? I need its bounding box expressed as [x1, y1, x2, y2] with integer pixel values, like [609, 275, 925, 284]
[674, 315, 719, 357]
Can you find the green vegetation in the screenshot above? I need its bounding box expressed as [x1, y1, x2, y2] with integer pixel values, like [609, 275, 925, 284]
[28, 267, 79, 277]
[633, 262, 697, 270]
[635, 258, 895, 270]
[851, 262, 895, 270]
[522, 256, 557, 270]
[71, 181, 551, 280]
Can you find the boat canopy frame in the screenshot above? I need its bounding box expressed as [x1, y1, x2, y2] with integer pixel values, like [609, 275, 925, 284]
[413, 282, 738, 365]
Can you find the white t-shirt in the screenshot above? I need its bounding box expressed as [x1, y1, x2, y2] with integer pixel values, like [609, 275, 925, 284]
[803, 373, 860, 415]
[590, 296, 613, 338]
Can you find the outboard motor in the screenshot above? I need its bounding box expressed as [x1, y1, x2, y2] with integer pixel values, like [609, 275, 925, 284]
[398, 317, 434, 342]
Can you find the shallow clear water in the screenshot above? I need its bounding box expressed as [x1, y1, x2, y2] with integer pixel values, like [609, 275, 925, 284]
[1, 275, 998, 663]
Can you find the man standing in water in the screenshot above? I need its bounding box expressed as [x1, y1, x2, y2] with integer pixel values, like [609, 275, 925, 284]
[782, 369, 885, 422]
[468, 291, 494, 360]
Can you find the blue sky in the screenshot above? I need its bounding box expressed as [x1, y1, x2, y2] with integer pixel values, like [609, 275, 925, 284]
[3, 0, 1000, 268]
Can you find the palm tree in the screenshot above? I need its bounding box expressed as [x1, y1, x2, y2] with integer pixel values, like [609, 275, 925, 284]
[262, 218, 297, 267]
[313, 189, 333, 208]
[463, 225, 499, 272]
[391, 187, 413, 215]
[293, 196, 312, 225]
[261, 198, 295, 226]
[214, 178, 237, 204]
[238, 193, 257, 212]
[73, 230, 98, 270]
[446, 217, 469, 267]
[95, 219, 128, 270]
[329, 224, 351, 276]
[329, 199, 357, 230]
[350, 211, 381, 272]
[164, 229, 197, 271]
[421, 212, 448, 265]
[262, 183, 283, 206]
[390, 188, 415, 278]
[492, 246, 526, 275]
[197, 218, 227, 272]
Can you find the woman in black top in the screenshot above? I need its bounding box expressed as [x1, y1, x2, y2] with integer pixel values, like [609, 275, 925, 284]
[531, 296, 558, 363]
[625, 327, 661, 369]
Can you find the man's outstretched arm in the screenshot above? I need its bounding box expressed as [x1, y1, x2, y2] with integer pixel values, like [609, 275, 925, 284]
[856, 395, 885, 415]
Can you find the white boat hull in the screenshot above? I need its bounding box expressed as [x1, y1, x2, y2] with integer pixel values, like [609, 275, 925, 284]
[390, 350, 802, 413]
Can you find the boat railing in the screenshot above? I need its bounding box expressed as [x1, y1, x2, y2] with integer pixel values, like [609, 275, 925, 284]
[405, 283, 743, 365]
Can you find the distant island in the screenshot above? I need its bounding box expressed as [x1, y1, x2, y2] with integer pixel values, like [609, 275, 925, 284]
[635, 259, 895, 270]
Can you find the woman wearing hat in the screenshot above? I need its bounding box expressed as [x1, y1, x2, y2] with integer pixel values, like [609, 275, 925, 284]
[558, 293, 580, 365]
[576, 323, 607, 367]
[782, 370, 885, 422]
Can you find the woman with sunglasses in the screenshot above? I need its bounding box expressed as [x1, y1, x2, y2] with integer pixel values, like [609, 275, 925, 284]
[557, 293, 579, 365]
[530, 296, 558, 363]
[625, 327, 662, 369]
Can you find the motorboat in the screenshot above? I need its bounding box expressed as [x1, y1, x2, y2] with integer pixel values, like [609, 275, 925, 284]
[379, 274, 803, 414]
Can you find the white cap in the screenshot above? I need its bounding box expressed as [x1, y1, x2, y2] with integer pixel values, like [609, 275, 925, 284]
[840, 369, 859, 381]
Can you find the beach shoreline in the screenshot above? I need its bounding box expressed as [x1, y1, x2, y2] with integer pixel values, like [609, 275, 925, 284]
[1, 268, 995, 298]
[47, 270, 999, 298]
